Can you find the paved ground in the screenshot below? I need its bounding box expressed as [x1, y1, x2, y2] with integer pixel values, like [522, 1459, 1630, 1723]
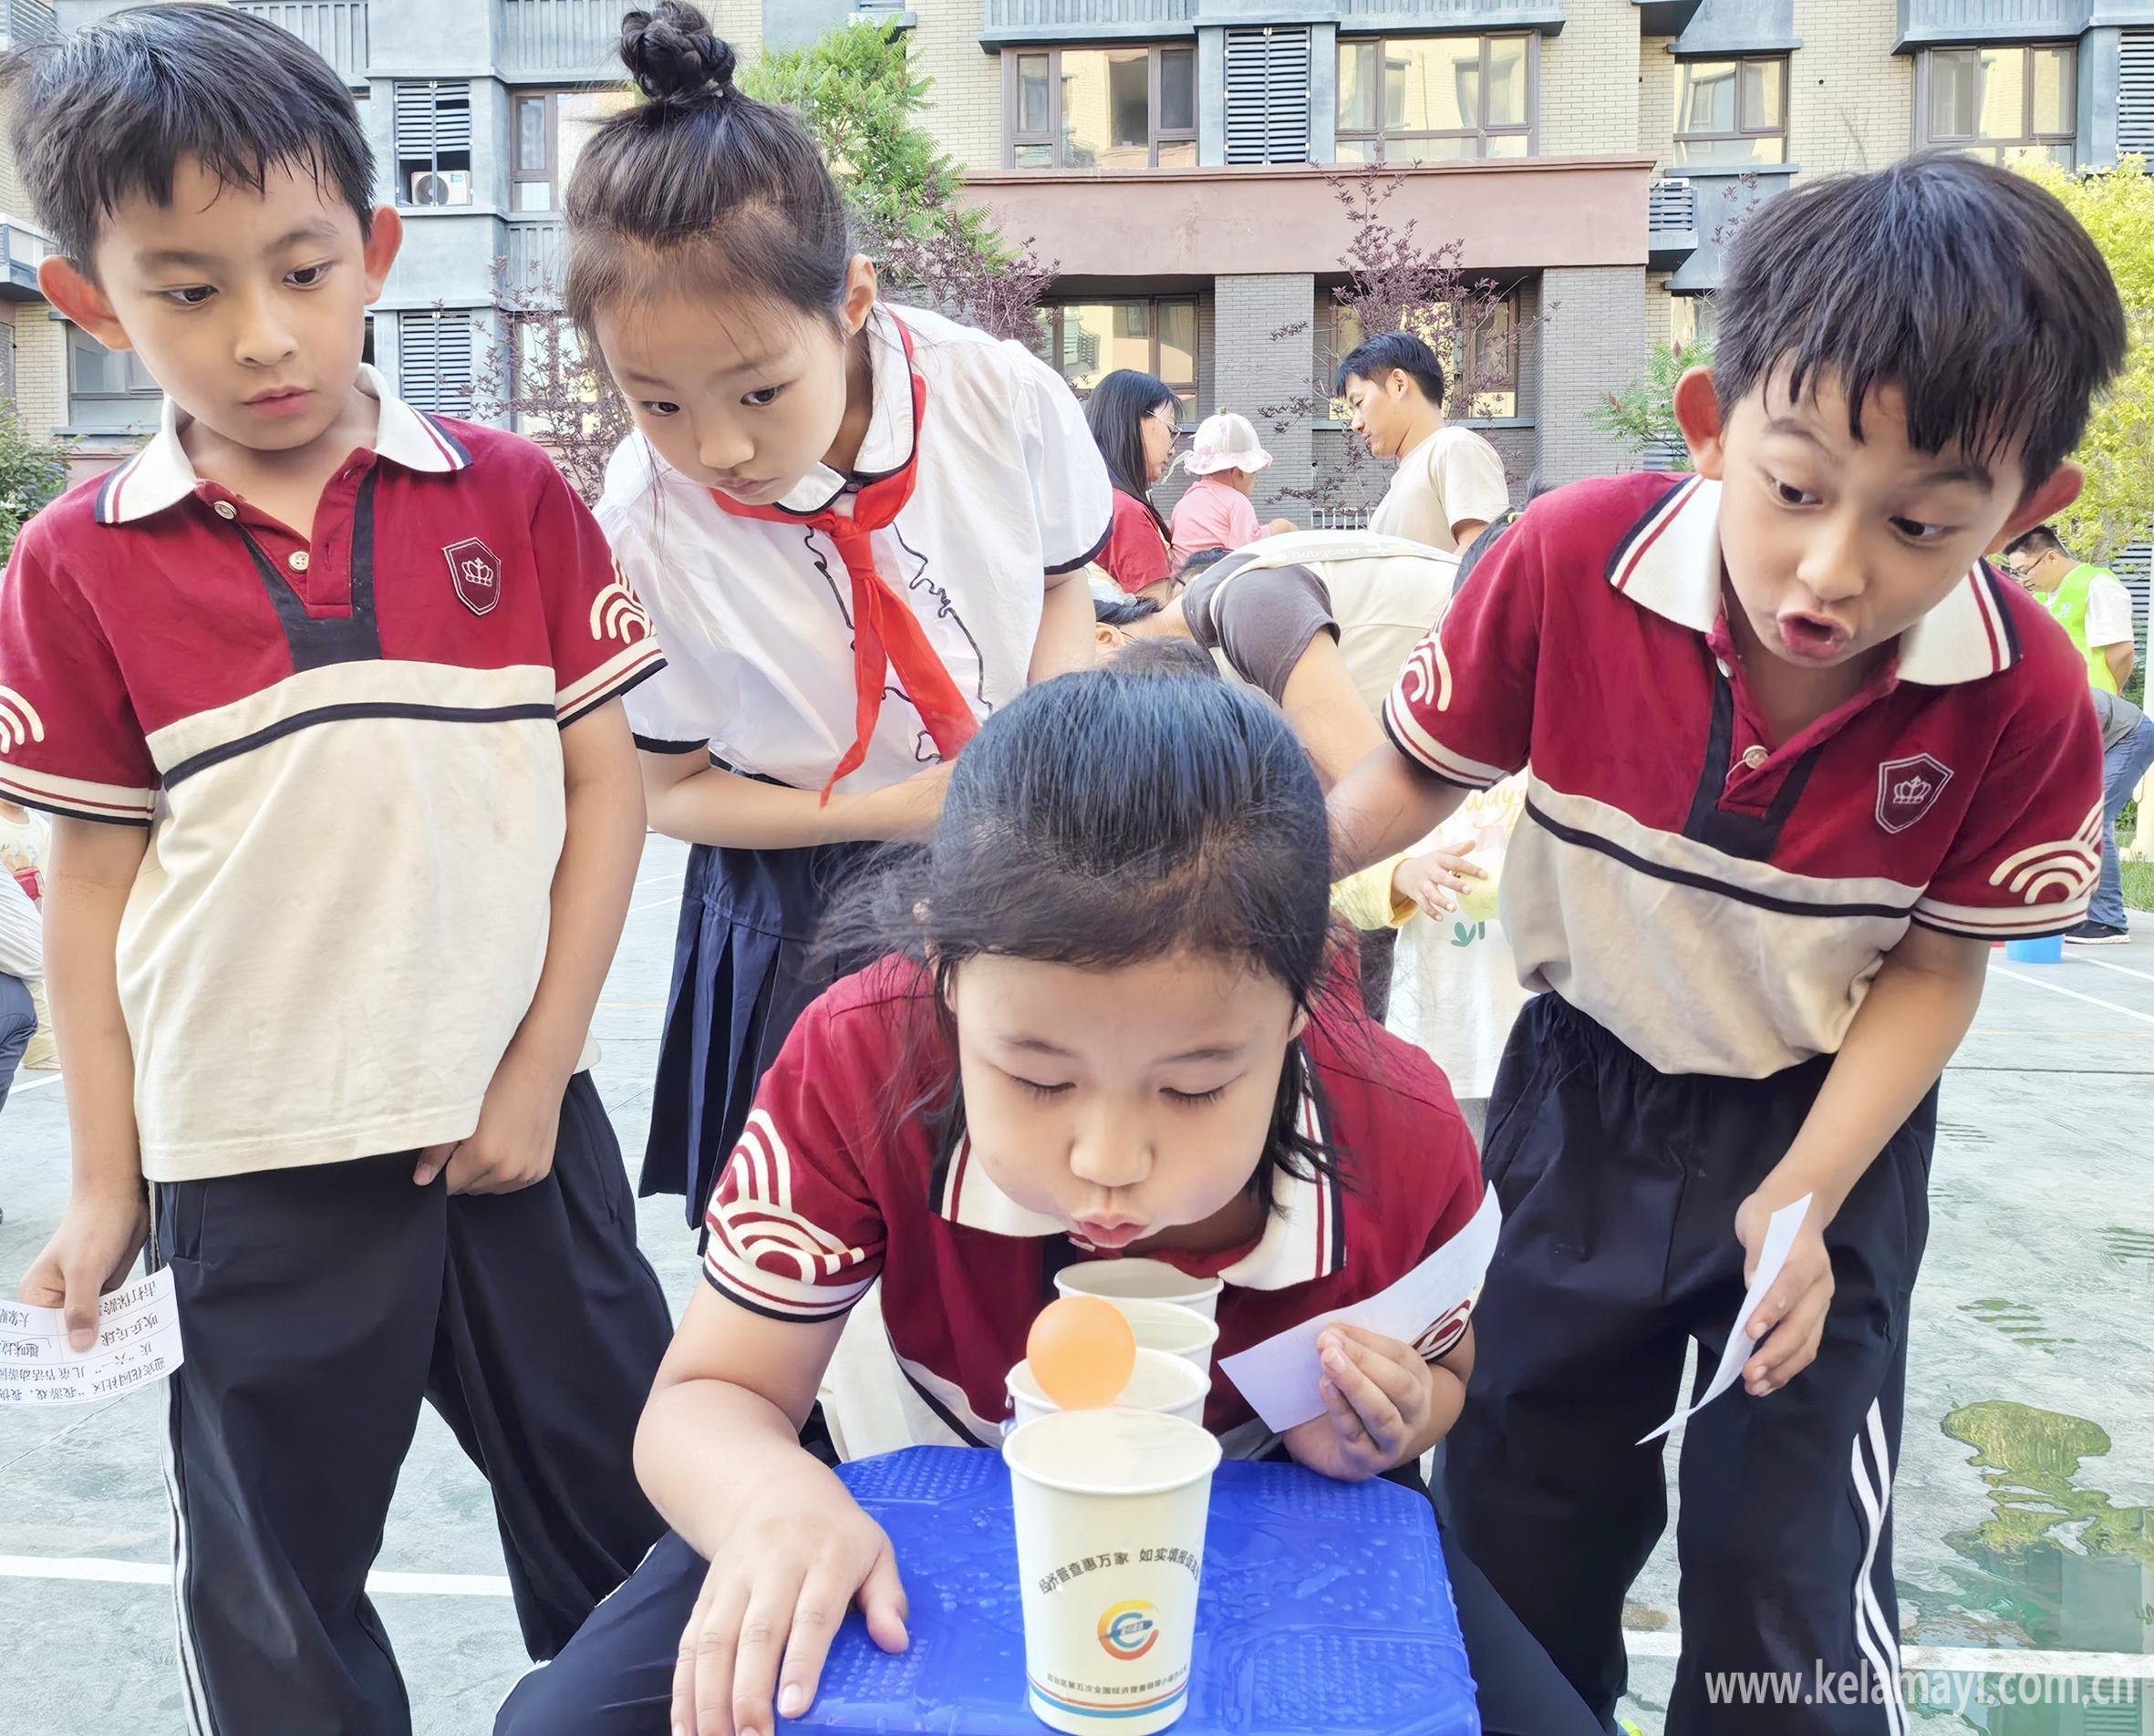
[2, 832, 2150, 1733]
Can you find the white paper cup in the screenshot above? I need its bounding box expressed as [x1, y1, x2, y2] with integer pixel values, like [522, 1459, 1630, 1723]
[1092, 1295, 1220, 1375]
[1055, 1258, 1225, 1323]
[1007, 1348, 1212, 1430]
[1004, 1409, 1221, 1735]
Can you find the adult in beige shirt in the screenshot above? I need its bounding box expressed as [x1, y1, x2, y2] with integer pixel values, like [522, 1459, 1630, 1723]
[1338, 329, 1512, 553]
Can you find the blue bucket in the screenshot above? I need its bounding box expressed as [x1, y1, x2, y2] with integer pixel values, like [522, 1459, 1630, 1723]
[2004, 935, 2065, 965]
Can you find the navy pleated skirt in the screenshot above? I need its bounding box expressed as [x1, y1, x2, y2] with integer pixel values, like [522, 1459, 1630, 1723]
[638, 837, 879, 1227]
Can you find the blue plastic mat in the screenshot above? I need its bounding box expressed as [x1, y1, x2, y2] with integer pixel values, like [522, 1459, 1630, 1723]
[781, 1446, 1480, 1735]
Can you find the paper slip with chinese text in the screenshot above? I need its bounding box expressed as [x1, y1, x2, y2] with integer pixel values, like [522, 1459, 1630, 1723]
[0, 1268, 184, 1406]
[1218, 1183, 1500, 1434]
[1636, 1194, 1811, 1445]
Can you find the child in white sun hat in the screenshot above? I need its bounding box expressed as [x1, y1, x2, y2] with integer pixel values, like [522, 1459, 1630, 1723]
[1170, 410, 1298, 563]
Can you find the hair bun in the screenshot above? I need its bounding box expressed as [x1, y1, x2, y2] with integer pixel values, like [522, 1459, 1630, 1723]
[620, 4, 737, 105]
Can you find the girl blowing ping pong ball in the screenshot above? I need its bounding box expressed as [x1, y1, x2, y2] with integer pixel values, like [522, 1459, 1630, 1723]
[493, 665, 1599, 1736]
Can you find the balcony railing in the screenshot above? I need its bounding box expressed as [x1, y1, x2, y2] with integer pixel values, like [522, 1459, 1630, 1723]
[0, 222, 47, 301]
[1896, 0, 2114, 49]
[505, 217, 566, 302]
[497, 0, 621, 78]
[0, 0, 56, 47]
[981, 0, 1196, 43]
[235, 3, 368, 84]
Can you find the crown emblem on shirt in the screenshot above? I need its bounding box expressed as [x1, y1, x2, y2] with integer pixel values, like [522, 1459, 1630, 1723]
[1876, 752, 1953, 834]
[442, 537, 502, 617]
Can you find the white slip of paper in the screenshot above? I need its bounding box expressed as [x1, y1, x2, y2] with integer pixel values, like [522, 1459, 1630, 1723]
[1636, 1193, 1812, 1446]
[1217, 1183, 1501, 1434]
[0, 1268, 185, 1406]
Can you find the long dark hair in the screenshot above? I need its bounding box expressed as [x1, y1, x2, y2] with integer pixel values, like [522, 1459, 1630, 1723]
[823, 661, 1345, 1212]
[564, 4, 853, 342]
[1085, 369, 1175, 539]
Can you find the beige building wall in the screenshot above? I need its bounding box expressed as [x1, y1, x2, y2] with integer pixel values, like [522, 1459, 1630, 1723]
[704, 0, 761, 61]
[1787, 0, 1914, 180]
[16, 310, 67, 441]
[1538, 1, 1640, 159]
[1638, 36, 1678, 171]
[908, 0, 1002, 171]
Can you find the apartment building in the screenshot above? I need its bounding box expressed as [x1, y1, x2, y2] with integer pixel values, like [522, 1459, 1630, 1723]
[3, 1, 2150, 512]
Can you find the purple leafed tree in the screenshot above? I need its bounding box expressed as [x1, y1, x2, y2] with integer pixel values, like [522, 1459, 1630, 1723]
[1255, 166, 1548, 520]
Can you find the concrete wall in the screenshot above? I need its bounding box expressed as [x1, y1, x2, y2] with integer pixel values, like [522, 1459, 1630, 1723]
[1786, 0, 1915, 179]
[1537, 264, 1642, 483]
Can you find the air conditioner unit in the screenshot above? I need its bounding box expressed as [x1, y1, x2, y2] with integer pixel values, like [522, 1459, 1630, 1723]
[408, 170, 472, 207]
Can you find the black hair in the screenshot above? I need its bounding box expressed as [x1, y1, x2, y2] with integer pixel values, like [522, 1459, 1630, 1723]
[1713, 155, 2126, 487]
[1109, 638, 1218, 681]
[1094, 594, 1165, 629]
[1174, 547, 1233, 582]
[1084, 370, 1175, 538]
[565, 4, 852, 341]
[1335, 330, 1447, 410]
[2004, 523, 2066, 559]
[0, 5, 374, 272]
[824, 661, 1344, 1214]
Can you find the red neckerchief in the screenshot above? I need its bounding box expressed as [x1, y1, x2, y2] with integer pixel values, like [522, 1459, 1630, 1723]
[710, 316, 976, 801]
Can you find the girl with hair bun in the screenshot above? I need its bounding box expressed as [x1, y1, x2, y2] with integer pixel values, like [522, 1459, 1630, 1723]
[568, 4, 1114, 1237]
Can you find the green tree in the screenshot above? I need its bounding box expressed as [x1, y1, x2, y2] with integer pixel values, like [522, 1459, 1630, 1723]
[2015, 157, 2154, 562]
[740, 21, 1050, 342]
[1588, 335, 1712, 471]
[0, 399, 74, 562]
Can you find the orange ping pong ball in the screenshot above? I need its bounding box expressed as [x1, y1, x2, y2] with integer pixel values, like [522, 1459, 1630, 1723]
[1026, 1296, 1138, 1410]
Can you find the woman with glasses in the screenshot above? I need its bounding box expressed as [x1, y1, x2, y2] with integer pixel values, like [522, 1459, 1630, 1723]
[1084, 368, 1181, 604]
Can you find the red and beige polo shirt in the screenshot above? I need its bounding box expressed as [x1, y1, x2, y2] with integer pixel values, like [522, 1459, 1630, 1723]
[1382, 471, 2103, 1079]
[701, 960, 1485, 1458]
[0, 367, 663, 1180]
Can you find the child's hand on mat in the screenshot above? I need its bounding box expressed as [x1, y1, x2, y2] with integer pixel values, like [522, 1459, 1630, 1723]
[20, 1187, 150, 1352]
[1735, 1189, 1835, 1396]
[413, 1054, 564, 1195]
[1283, 1324, 1439, 1481]
[674, 1479, 908, 1736]
[1391, 844, 1483, 918]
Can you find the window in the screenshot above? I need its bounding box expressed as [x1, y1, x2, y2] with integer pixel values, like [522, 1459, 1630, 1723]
[1008, 46, 1196, 170]
[1669, 293, 1715, 355]
[396, 80, 474, 207]
[1921, 44, 2076, 169]
[67, 324, 161, 431]
[399, 312, 476, 416]
[1326, 292, 1521, 420]
[1337, 36, 1532, 162]
[1672, 57, 1786, 166]
[512, 92, 563, 212]
[1034, 299, 1197, 416]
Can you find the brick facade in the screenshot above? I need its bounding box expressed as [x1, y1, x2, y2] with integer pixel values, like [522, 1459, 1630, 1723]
[1212, 274, 1317, 524]
[1538, 1, 1641, 159]
[1787, 0, 1915, 180]
[910, 0, 1001, 173]
[1537, 265, 1644, 485]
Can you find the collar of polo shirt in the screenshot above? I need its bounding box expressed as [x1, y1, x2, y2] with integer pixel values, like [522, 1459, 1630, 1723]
[1608, 474, 2022, 688]
[94, 365, 471, 528]
[769, 303, 923, 519]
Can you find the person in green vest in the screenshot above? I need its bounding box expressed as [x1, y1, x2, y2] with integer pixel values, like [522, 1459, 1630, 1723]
[2004, 523, 2137, 693]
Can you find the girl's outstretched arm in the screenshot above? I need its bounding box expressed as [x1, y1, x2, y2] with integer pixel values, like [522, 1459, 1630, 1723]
[636, 1284, 909, 1736]
[641, 750, 952, 852]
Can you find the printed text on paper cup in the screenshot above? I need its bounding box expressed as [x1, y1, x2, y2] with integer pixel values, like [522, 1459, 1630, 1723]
[1037, 1546, 1201, 1595]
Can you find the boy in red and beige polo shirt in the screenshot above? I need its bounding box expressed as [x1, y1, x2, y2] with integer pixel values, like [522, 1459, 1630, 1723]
[0, 12, 671, 1732]
[1330, 158, 2124, 1733]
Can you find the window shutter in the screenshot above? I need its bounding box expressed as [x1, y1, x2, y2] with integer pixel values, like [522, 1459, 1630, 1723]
[399, 314, 474, 416]
[2121, 32, 2154, 159]
[1224, 26, 1310, 166]
[396, 80, 473, 160]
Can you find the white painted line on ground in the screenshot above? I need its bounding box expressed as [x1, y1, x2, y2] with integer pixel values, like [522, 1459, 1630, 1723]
[0, 1555, 513, 1597]
[1992, 966, 2154, 1028]
[12, 1070, 64, 1093]
[2, 1555, 2146, 1676]
[2067, 954, 2154, 987]
[633, 870, 682, 893]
